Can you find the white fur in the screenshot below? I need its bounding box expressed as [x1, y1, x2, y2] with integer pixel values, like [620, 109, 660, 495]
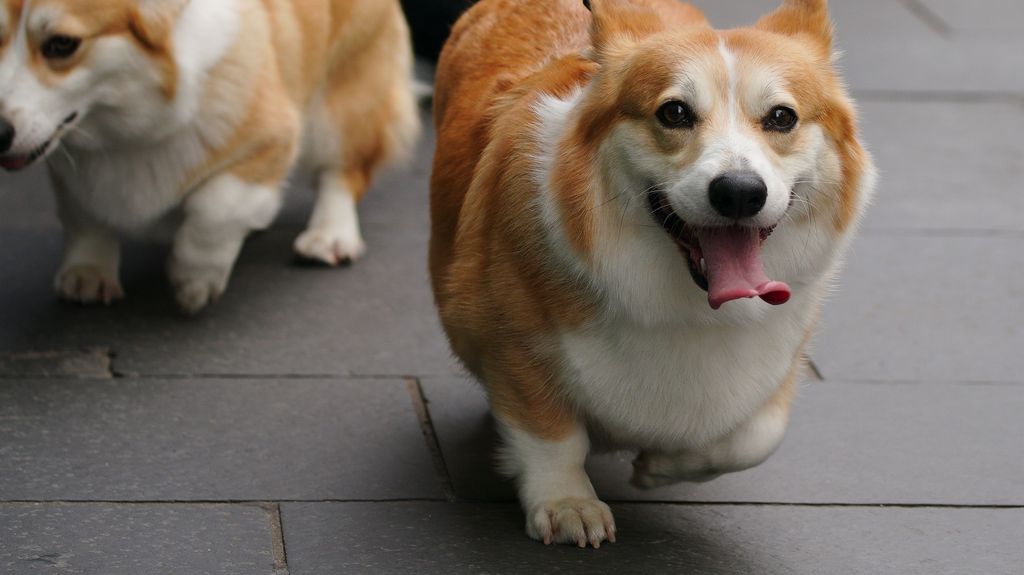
[533, 90, 591, 279]
[169, 173, 280, 314]
[497, 419, 616, 548]
[632, 394, 791, 487]
[53, 180, 124, 305]
[294, 170, 367, 265]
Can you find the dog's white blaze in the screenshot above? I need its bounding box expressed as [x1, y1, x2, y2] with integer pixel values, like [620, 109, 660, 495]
[712, 39, 791, 225]
[718, 38, 739, 133]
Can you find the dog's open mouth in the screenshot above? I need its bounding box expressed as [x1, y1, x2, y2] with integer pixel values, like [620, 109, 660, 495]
[0, 112, 78, 172]
[647, 189, 791, 309]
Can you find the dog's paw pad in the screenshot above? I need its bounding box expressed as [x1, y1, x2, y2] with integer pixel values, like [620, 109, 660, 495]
[526, 498, 616, 548]
[169, 263, 229, 315]
[173, 280, 225, 315]
[293, 227, 366, 266]
[55, 265, 124, 305]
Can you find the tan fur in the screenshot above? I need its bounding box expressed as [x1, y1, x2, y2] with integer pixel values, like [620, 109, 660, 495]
[200, 0, 418, 195]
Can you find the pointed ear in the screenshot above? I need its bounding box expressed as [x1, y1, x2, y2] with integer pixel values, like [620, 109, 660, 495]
[131, 0, 189, 49]
[586, 0, 665, 58]
[129, 0, 188, 99]
[756, 0, 833, 57]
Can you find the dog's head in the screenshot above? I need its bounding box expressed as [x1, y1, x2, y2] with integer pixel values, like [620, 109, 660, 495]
[0, 0, 185, 170]
[561, 0, 873, 316]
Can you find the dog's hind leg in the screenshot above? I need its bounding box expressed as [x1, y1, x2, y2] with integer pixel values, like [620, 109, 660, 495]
[293, 168, 369, 266]
[168, 173, 281, 315]
[630, 358, 800, 488]
[53, 179, 124, 305]
[294, 6, 421, 266]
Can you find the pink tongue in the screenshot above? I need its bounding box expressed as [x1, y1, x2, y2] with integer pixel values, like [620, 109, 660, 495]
[699, 227, 791, 310]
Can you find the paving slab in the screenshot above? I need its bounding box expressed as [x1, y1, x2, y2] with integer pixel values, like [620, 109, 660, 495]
[920, 0, 1024, 37]
[0, 377, 443, 501]
[422, 377, 1024, 505]
[0, 166, 58, 231]
[0, 348, 112, 379]
[815, 234, 1024, 383]
[859, 100, 1024, 233]
[281, 501, 1024, 575]
[0, 503, 277, 575]
[0, 228, 456, 378]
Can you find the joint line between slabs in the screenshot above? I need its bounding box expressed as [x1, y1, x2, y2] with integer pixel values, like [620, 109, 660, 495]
[261, 503, 290, 575]
[899, 0, 954, 38]
[405, 377, 457, 502]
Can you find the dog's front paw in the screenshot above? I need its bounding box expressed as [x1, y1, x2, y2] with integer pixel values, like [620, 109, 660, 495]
[55, 265, 124, 305]
[168, 261, 230, 315]
[293, 227, 366, 266]
[526, 497, 616, 548]
[630, 451, 722, 489]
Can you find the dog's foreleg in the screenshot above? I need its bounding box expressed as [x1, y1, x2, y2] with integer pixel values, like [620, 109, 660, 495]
[497, 418, 616, 548]
[168, 174, 280, 314]
[53, 181, 124, 305]
[293, 169, 367, 266]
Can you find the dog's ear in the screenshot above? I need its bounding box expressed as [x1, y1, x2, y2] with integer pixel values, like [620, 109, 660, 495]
[756, 0, 833, 57]
[131, 0, 188, 50]
[586, 0, 664, 58]
[129, 0, 189, 99]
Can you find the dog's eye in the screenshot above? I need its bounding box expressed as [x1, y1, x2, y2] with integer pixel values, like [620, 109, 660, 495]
[41, 35, 82, 60]
[656, 101, 696, 129]
[764, 106, 798, 132]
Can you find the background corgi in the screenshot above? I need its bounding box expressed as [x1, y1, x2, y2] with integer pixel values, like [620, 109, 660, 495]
[0, 0, 419, 313]
[431, 0, 875, 547]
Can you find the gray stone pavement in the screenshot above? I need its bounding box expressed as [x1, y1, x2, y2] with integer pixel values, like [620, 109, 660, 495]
[1, 1, 1022, 573]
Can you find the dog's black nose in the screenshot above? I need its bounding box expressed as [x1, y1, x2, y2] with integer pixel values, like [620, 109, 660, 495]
[709, 170, 768, 220]
[0, 118, 14, 154]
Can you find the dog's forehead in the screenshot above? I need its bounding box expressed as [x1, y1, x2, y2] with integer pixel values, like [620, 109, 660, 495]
[621, 29, 827, 109]
[722, 30, 830, 107]
[617, 32, 722, 113]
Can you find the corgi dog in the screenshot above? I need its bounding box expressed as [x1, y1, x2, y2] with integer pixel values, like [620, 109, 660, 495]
[431, 0, 875, 547]
[0, 0, 419, 313]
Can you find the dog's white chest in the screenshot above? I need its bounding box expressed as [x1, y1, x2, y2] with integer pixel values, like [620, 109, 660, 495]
[51, 135, 206, 232]
[560, 309, 810, 450]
